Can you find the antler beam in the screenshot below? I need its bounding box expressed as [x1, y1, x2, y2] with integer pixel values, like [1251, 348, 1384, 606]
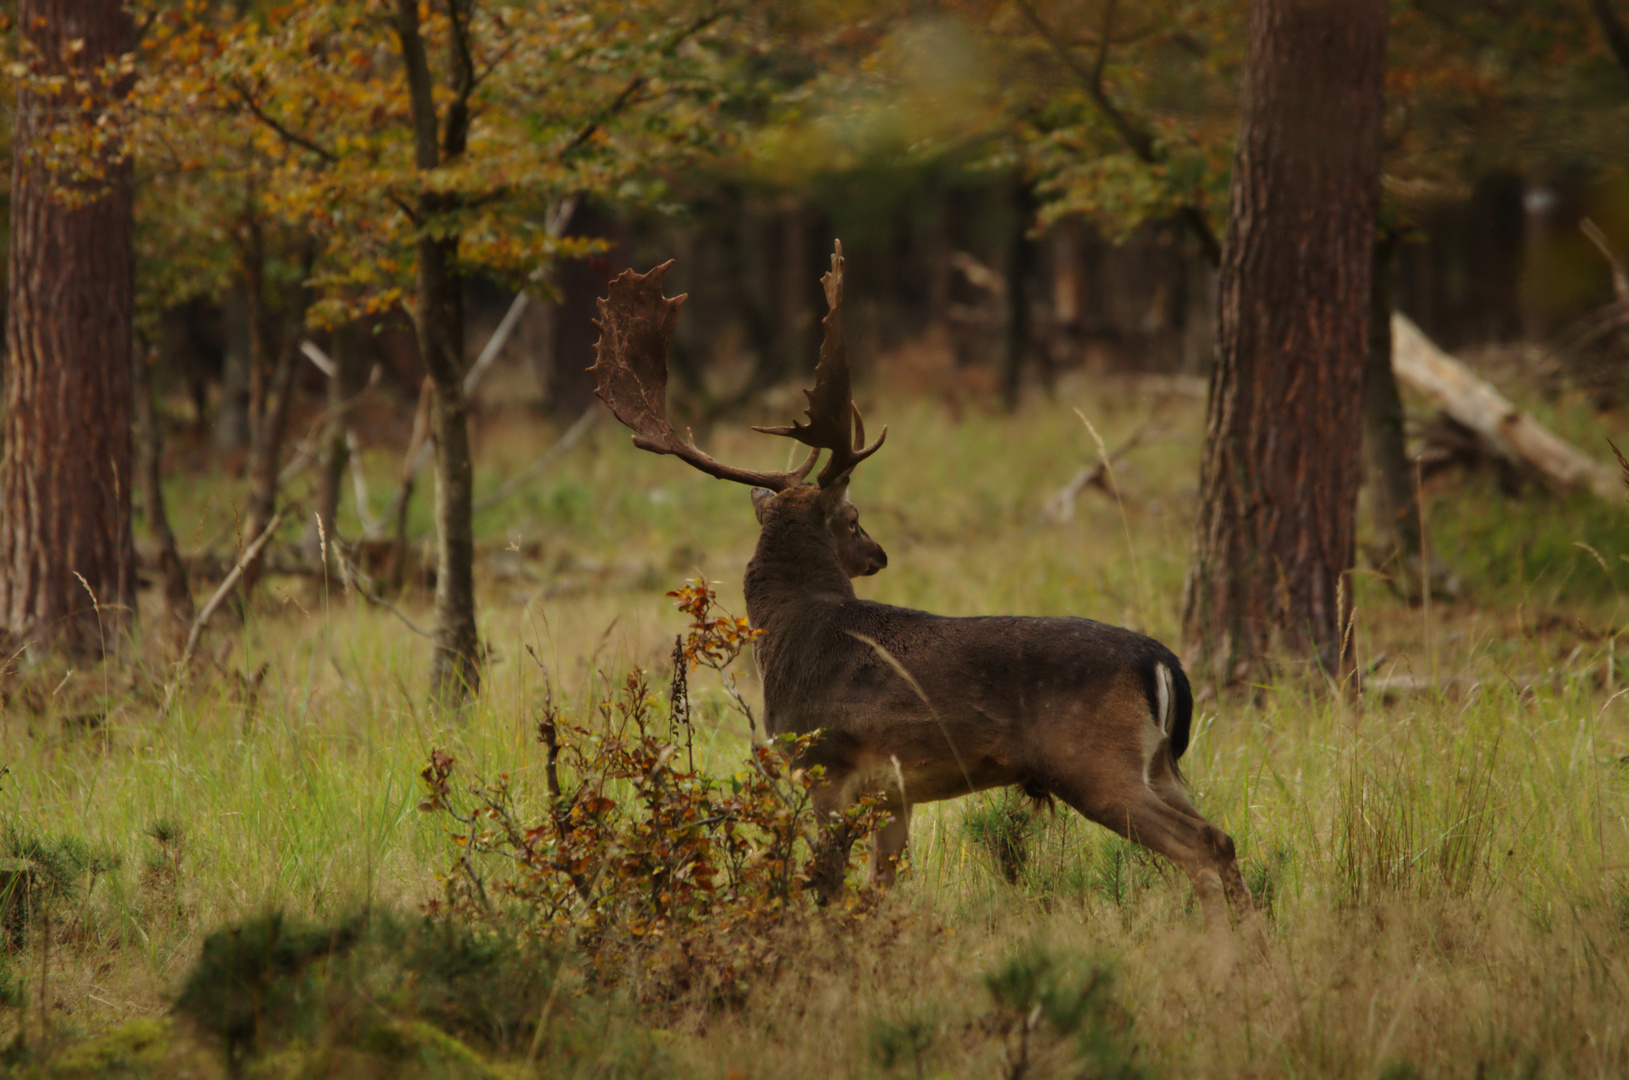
[589, 261, 816, 491]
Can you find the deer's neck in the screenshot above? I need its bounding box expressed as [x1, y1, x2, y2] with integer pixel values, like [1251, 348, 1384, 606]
[744, 518, 855, 632]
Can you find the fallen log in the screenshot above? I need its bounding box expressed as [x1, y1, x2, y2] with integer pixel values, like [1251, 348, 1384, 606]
[1391, 313, 1621, 503]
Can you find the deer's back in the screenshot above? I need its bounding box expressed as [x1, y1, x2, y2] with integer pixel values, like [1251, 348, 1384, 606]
[758, 600, 1186, 799]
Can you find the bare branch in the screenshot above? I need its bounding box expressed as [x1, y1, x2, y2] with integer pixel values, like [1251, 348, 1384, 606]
[1581, 217, 1629, 298]
[1589, 0, 1629, 85]
[228, 80, 338, 164]
[558, 8, 726, 158]
[162, 509, 287, 716]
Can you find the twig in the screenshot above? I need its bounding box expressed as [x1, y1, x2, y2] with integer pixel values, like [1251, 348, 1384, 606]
[473, 407, 600, 512]
[347, 431, 380, 535]
[1012, 0, 1220, 266]
[462, 290, 531, 397]
[1581, 217, 1629, 299]
[1043, 411, 1164, 523]
[330, 546, 435, 640]
[162, 509, 286, 716]
[276, 363, 382, 485]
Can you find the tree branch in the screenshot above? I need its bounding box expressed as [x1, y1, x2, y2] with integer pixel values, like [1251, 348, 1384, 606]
[558, 7, 726, 159]
[1589, 0, 1629, 86]
[442, 0, 477, 158]
[230, 79, 420, 222]
[1013, 0, 1221, 266]
[395, 0, 441, 171]
[229, 80, 338, 164]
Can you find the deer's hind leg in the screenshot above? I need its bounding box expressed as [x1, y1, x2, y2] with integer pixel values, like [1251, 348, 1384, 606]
[1146, 753, 1254, 919]
[1049, 769, 1242, 933]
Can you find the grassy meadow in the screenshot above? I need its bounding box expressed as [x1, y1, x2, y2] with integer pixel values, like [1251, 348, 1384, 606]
[1, 362, 1627, 1079]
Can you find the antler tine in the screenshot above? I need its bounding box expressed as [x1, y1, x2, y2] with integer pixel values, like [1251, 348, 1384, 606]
[590, 261, 807, 492]
[752, 240, 887, 488]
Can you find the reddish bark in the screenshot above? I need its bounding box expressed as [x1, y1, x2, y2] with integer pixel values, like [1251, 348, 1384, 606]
[1, 0, 138, 654]
[1182, 0, 1387, 684]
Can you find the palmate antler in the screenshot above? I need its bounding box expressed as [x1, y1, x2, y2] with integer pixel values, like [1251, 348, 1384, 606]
[590, 241, 885, 491]
[753, 240, 886, 487]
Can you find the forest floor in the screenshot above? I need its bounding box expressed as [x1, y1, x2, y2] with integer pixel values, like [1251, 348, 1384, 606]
[1, 362, 1627, 1079]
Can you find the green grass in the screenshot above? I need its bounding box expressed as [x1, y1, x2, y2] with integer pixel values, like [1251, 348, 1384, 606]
[2, 371, 1628, 1077]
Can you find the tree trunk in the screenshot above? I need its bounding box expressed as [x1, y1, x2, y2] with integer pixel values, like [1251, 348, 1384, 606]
[416, 233, 481, 699]
[0, 0, 138, 656]
[550, 201, 625, 417]
[214, 286, 252, 453]
[242, 245, 311, 595]
[1361, 235, 1425, 587]
[306, 327, 355, 562]
[1002, 182, 1037, 411]
[1182, 0, 1386, 685]
[396, 0, 480, 701]
[132, 338, 194, 636]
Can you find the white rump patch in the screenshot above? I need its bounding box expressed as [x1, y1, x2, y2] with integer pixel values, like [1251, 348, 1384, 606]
[1142, 662, 1175, 786]
[1154, 662, 1173, 736]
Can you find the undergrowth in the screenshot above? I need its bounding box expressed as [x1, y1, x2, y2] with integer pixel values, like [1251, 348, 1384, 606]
[0, 385, 1624, 1078]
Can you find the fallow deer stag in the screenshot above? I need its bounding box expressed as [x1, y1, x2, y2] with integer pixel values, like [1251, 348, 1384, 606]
[590, 243, 1254, 932]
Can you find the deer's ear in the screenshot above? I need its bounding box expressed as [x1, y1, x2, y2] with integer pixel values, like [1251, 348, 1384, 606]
[751, 487, 775, 523]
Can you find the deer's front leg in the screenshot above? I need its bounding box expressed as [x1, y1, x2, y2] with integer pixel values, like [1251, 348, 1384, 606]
[807, 775, 856, 905]
[868, 803, 912, 886]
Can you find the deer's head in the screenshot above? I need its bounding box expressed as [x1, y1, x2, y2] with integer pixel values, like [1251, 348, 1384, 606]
[590, 241, 888, 580]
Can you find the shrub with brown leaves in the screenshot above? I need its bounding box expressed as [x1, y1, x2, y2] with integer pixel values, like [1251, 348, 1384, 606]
[419, 580, 885, 1004]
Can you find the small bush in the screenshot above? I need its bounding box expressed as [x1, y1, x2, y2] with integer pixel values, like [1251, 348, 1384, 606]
[419, 580, 885, 1005]
[173, 908, 575, 1073]
[966, 790, 1037, 884]
[1, 827, 120, 949]
[982, 944, 1143, 1080]
[870, 1010, 939, 1078]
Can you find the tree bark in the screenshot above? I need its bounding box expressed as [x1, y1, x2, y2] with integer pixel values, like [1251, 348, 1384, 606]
[1002, 182, 1037, 411]
[1361, 235, 1427, 594]
[306, 327, 356, 563]
[214, 286, 252, 453]
[242, 242, 313, 595]
[132, 339, 194, 635]
[1182, 0, 1386, 685]
[396, 0, 481, 700]
[1, 0, 138, 656]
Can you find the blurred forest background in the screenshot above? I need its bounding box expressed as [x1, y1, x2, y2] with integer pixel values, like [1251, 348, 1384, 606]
[5, 0, 1629, 685]
[4, 2, 1629, 1078]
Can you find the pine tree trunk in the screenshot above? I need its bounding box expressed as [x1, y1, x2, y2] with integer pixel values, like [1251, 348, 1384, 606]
[1002, 182, 1037, 411]
[214, 287, 252, 453]
[0, 0, 137, 656]
[550, 202, 622, 417]
[1182, 0, 1386, 685]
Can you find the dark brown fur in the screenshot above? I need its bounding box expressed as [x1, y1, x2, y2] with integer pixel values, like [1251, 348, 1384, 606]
[746, 484, 1252, 927]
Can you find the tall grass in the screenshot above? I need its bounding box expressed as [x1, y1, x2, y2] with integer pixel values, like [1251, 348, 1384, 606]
[1, 373, 1626, 1077]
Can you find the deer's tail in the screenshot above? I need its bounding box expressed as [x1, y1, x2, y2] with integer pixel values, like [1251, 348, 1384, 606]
[1147, 657, 1194, 784]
